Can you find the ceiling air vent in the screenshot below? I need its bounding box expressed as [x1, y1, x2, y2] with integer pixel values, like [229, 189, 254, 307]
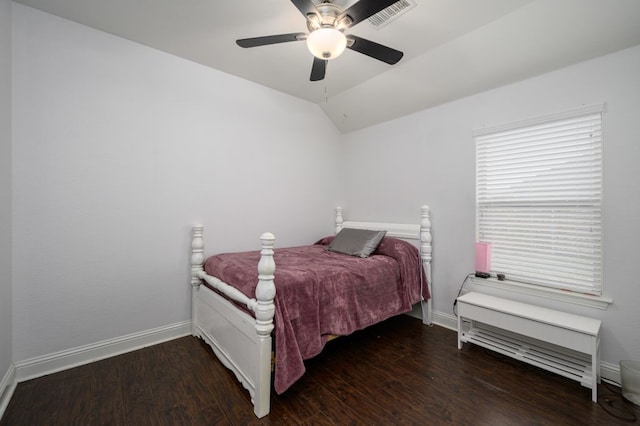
[367, 0, 416, 29]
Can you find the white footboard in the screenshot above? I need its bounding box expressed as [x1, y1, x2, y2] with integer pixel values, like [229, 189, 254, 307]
[190, 229, 275, 418]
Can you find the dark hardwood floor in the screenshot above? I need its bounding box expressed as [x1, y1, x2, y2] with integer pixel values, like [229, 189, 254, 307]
[2, 315, 637, 425]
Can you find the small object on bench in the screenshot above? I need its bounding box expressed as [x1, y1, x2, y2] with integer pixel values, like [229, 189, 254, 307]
[456, 292, 601, 402]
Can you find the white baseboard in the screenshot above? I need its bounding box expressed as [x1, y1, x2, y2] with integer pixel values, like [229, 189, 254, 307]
[601, 360, 621, 386]
[14, 320, 192, 383]
[0, 364, 17, 419]
[407, 304, 458, 330]
[431, 310, 458, 331]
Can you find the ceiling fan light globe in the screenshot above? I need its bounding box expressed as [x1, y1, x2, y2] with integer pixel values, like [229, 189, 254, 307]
[306, 28, 347, 60]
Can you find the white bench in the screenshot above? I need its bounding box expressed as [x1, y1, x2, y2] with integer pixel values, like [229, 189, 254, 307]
[456, 292, 601, 402]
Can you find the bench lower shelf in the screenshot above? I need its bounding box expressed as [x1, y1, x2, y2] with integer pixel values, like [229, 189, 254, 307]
[461, 324, 595, 387]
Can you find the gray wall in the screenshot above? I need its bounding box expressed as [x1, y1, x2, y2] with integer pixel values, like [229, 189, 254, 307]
[342, 45, 640, 366]
[11, 5, 344, 361]
[0, 0, 13, 386]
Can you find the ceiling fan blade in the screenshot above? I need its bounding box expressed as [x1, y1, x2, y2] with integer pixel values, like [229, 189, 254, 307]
[290, 0, 319, 18]
[236, 33, 306, 48]
[339, 0, 399, 27]
[347, 35, 403, 64]
[310, 57, 327, 81]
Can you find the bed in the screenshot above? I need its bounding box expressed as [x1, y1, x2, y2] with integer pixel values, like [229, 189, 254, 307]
[189, 206, 433, 418]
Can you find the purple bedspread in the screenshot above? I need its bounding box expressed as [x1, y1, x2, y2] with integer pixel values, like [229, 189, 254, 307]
[203, 237, 429, 394]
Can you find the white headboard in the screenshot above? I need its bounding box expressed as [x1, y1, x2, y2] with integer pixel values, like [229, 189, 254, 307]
[334, 205, 433, 325]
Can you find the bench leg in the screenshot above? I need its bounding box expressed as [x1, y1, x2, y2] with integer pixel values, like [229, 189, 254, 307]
[457, 314, 462, 350]
[591, 336, 599, 402]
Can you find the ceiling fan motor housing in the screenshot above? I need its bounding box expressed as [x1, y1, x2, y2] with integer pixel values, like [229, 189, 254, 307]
[306, 2, 352, 32]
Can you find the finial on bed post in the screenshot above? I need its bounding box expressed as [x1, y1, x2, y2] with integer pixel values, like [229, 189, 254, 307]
[420, 206, 433, 325]
[335, 206, 343, 234]
[191, 225, 204, 288]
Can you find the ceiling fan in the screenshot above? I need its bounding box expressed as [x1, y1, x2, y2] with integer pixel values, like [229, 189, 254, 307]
[236, 0, 404, 81]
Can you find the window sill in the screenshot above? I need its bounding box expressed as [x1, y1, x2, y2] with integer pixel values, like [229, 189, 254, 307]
[468, 275, 613, 310]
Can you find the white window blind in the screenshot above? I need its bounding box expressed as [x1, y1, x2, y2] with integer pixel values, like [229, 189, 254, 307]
[475, 104, 603, 295]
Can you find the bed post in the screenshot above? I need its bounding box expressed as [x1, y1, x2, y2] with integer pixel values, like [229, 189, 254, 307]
[335, 206, 343, 233]
[190, 225, 204, 336]
[253, 232, 276, 418]
[420, 206, 433, 326]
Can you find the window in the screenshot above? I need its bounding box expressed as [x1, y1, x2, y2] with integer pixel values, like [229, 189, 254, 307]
[475, 104, 603, 295]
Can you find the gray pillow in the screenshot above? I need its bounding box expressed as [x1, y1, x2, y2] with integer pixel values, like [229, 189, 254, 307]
[327, 228, 386, 258]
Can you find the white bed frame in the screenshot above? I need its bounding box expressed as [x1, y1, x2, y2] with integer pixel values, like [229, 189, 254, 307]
[190, 206, 432, 418]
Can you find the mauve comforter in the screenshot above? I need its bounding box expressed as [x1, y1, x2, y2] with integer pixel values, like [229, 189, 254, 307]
[203, 236, 429, 394]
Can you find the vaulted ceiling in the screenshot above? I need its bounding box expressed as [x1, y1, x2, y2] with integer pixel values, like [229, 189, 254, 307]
[14, 0, 640, 132]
